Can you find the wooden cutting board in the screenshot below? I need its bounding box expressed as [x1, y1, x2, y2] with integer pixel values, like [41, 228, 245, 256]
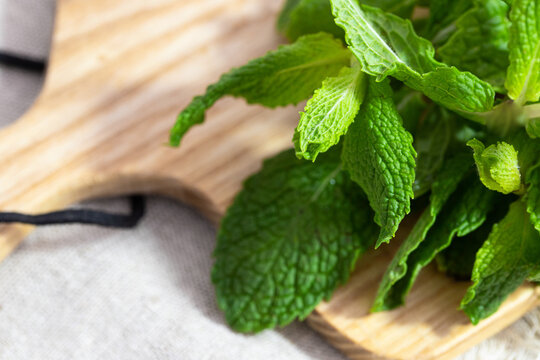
[1, 1, 538, 359]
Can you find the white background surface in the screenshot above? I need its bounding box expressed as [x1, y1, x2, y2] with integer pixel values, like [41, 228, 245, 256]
[0, 1, 539, 359]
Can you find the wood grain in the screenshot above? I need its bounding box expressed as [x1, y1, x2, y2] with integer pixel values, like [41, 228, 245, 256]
[0, 1, 538, 359]
[309, 223, 540, 360]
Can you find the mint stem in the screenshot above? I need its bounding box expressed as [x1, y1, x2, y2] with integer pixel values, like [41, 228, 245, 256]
[524, 103, 540, 119]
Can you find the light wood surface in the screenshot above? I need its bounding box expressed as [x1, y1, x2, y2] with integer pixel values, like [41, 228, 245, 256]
[0, 1, 538, 359]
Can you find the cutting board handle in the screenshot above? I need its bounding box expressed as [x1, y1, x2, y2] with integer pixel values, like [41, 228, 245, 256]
[0, 0, 288, 262]
[0, 105, 214, 261]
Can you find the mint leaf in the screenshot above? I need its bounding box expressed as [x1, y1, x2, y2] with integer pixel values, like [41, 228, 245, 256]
[529, 270, 540, 282]
[508, 131, 540, 231]
[342, 77, 415, 247]
[413, 106, 453, 197]
[294, 64, 366, 161]
[436, 222, 491, 280]
[361, 0, 416, 18]
[329, 0, 495, 116]
[394, 88, 427, 134]
[170, 33, 350, 145]
[277, 0, 302, 33]
[375, 175, 496, 311]
[461, 200, 540, 324]
[526, 164, 540, 233]
[212, 148, 378, 333]
[280, 0, 416, 42]
[437, 198, 511, 280]
[426, 0, 473, 44]
[467, 139, 522, 194]
[281, 0, 345, 42]
[372, 153, 474, 311]
[438, 0, 510, 91]
[508, 129, 540, 174]
[505, 0, 540, 104]
[526, 116, 540, 138]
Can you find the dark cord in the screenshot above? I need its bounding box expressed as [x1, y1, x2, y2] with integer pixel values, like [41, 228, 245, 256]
[0, 51, 46, 73]
[0, 196, 146, 228]
[0, 50, 146, 229]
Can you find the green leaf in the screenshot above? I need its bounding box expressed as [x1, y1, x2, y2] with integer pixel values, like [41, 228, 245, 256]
[170, 33, 350, 145]
[372, 154, 475, 311]
[394, 88, 427, 134]
[529, 270, 540, 282]
[526, 117, 540, 138]
[280, 0, 416, 42]
[437, 197, 511, 280]
[467, 138, 522, 194]
[329, 0, 495, 116]
[375, 175, 497, 311]
[294, 64, 366, 161]
[438, 0, 510, 91]
[452, 121, 485, 145]
[436, 221, 492, 280]
[281, 0, 345, 42]
[342, 77, 416, 247]
[361, 0, 416, 18]
[505, 0, 540, 104]
[212, 148, 378, 333]
[526, 164, 540, 233]
[507, 128, 540, 174]
[425, 0, 473, 44]
[461, 200, 540, 324]
[413, 106, 453, 197]
[277, 0, 302, 33]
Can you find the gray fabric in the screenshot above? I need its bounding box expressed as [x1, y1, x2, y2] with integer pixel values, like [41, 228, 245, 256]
[0, 1, 539, 359]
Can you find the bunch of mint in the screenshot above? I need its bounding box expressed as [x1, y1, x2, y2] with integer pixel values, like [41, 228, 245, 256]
[170, 0, 540, 332]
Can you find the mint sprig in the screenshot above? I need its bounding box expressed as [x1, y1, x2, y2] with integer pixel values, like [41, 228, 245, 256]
[170, 0, 540, 332]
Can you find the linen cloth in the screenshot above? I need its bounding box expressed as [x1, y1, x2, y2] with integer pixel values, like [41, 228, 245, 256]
[0, 1, 539, 359]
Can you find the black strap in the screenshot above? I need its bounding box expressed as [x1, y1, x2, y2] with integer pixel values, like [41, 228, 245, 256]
[0, 50, 146, 229]
[0, 196, 146, 228]
[0, 51, 46, 73]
